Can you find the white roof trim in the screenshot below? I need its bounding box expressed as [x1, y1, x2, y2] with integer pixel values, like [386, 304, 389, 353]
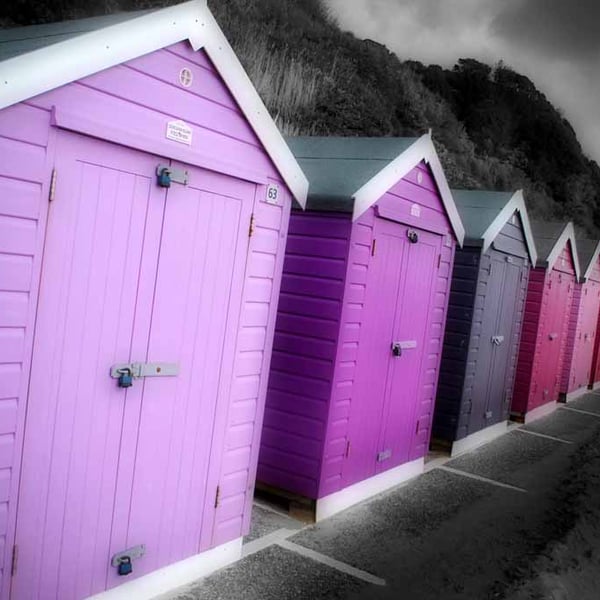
[0, 0, 308, 206]
[582, 240, 600, 281]
[351, 132, 465, 245]
[546, 222, 581, 280]
[481, 190, 538, 265]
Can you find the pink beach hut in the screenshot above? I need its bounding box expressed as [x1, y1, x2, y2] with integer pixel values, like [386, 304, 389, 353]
[256, 135, 465, 520]
[512, 222, 579, 422]
[559, 237, 600, 401]
[0, 2, 308, 599]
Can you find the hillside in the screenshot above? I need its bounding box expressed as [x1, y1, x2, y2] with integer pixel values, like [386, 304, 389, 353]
[3, 0, 600, 232]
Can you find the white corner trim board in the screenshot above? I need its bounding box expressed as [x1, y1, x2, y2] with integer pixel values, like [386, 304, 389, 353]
[315, 457, 424, 522]
[84, 538, 243, 600]
[450, 421, 509, 457]
[582, 240, 600, 281]
[351, 133, 466, 246]
[523, 400, 558, 424]
[0, 0, 309, 207]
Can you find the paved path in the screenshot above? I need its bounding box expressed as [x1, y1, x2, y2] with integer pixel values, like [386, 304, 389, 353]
[161, 393, 600, 600]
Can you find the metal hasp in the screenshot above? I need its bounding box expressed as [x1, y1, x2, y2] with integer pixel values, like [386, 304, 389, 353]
[491, 335, 505, 346]
[110, 362, 179, 384]
[156, 164, 189, 188]
[111, 544, 145, 576]
[377, 449, 392, 462]
[548, 333, 558, 341]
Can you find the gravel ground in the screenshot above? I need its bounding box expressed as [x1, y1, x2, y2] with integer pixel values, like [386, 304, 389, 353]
[163, 394, 600, 600]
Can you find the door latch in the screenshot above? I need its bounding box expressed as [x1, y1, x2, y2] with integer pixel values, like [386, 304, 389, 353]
[110, 362, 179, 387]
[491, 335, 504, 346]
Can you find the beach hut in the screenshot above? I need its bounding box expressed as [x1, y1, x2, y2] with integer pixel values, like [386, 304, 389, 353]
[256, 135, 465, 520]
[511, 222, 579, 422]
[433, 190, 537, 455]
[0, 2, 307, 599]
[560, 237, 600, 400]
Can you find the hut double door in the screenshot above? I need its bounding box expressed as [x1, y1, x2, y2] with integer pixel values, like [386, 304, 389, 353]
[467, 251, 525, 434]
[344, 219, 441, 487]
[534, 271, 572, 406]
[571, 282, 600, 390]
[12, 132, 254, 599]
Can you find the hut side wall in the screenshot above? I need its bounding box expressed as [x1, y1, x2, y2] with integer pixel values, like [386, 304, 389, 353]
[433, 247, 480, 442]
[321, 161, 455, 497]
[258, 212, 352, 499]
[0, 103, 54, 593]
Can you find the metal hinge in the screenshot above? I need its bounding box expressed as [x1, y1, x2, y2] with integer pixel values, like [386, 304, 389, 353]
[11, 545, 18, 577]
[345, 440, 351, 458]
[437, 254, 442, 269]
[214, 485, 220, 508]
[248, 214, 255, 237]
[48, 168, 57, 202]
[371, 238, 377, 256]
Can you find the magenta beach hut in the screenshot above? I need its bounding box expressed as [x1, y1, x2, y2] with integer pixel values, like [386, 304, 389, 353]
[559, 236, 600, 401]
[0, 2, 308, 599]
[512, 222, 579, 423]
[256, 135, 465, 520]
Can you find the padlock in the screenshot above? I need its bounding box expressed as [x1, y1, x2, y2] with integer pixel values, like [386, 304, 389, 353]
[117, 556, 133, 576]
[117, 368, 133, 388]
[157, 167, 172, 188]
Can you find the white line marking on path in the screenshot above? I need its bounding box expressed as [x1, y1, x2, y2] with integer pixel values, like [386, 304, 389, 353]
[560, 406, 600, 418]
[277, 539, 386, 586]
[436, 466, 527, 493]
[242, 528, 297, 558]
[514, 428, 573, 444]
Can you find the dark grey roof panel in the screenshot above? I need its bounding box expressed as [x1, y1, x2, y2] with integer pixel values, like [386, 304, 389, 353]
[530, 220, 567, 263]
[452, 189, 514, 244]
[576, 238, 599, 275]
[286, 136, 418, 212]
[0, 11, 154, 61]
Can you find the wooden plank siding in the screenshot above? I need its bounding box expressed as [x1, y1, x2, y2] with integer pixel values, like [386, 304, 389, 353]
[0, 102, 54, 593]
[560, 284, 583, 392]
[433, 247, 480, 441]
[212, 187, 292, 545]
[258, 212, 352, 498]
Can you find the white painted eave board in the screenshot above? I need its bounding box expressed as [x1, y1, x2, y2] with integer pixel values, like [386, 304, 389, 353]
[481, 190, 538, 265]
[0, 0, 308, 206]
[351, 132, 465, 246]
[546, 222, 581, 280]
[581, 240, 600, 282]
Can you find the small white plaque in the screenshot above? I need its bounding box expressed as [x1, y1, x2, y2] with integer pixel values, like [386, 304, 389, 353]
[266, 183, 280, 205]
[166, 120, 193, 145]
[410, 203, 421, 217]
[417, 171, 423, 184]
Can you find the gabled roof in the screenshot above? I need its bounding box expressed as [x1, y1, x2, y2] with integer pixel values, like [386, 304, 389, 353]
[530, 220, 580, 279]
[287, 133, 465, 244]
[574, 235, 600, 282]
[451, 189, 537, 264]
[0, 1, 308, 206]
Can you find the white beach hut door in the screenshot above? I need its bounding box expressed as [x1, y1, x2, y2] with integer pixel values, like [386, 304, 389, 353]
[12, 133, 253, 599]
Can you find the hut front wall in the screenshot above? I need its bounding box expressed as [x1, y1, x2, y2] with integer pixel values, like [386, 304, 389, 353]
[560, 283, 583, 394]
[1, 42, 293, 598]
[434, 214, 529, 442]
[513, 244, 576, 415]
[328, 161, 455, 497]
[258, 212, 352, 499]
[562, 256, 600, 395]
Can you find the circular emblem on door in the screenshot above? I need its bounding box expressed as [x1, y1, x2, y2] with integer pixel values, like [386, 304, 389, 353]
[179, 67, 194, 88]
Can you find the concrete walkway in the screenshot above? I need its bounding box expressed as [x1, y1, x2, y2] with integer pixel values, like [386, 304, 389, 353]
[160, 393, 600, 600]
